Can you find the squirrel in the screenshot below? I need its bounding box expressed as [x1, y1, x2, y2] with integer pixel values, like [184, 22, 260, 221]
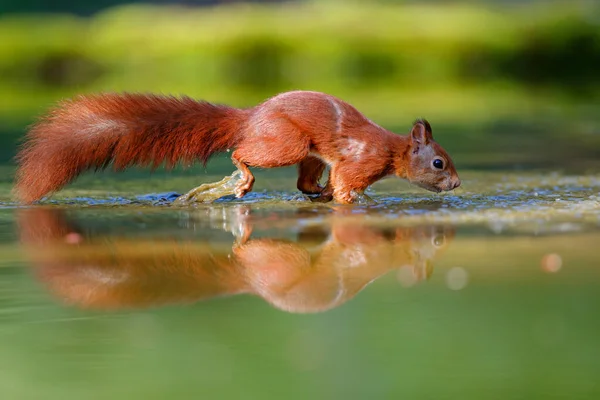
[14, 90, 460, 204]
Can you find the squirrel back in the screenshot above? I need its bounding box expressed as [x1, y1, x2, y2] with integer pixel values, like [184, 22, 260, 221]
[15, 93, 246, 204]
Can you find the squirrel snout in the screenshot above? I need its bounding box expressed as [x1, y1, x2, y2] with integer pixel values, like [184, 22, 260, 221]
[448, 177, 461, 190]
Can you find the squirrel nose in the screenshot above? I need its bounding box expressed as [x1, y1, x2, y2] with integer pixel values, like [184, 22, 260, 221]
[451, 178, 461, 190]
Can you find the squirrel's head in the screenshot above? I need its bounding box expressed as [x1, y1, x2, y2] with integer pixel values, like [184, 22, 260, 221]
[402, 119, 460, 193]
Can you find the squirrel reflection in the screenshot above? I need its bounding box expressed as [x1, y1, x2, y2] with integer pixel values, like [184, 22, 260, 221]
[17, 208, 455, 314]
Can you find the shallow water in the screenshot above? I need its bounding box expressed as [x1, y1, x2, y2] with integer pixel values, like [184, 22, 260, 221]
[0, 166, 599, 399]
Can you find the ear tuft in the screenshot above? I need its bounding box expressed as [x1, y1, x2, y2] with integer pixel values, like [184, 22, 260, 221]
[413, 118, 432, 134]
[410, 118, 433, 145]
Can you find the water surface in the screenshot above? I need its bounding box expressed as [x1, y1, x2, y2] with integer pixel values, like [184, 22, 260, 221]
[0, 166, 599, 399]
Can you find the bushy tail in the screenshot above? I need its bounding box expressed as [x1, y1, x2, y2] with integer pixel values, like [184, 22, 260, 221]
[14, 93, 246, 204]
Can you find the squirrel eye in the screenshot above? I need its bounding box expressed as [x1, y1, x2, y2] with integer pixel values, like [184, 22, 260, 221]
[432, 158, 444, 170]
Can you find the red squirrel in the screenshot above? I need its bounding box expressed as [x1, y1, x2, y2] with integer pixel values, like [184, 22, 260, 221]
[14, 90, 460, 204]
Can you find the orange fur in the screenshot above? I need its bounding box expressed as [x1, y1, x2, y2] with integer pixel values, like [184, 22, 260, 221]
[15, 90, 460, 204]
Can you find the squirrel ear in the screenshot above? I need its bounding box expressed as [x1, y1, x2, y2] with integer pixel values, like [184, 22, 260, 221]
[410, 119, 433, 145]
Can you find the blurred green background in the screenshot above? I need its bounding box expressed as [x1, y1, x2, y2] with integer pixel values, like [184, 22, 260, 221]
[0, 0, 599, 171]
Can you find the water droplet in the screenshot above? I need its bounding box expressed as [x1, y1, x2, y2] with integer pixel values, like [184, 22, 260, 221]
[446, 267, 469, 290]
[541, 253, 562, 273]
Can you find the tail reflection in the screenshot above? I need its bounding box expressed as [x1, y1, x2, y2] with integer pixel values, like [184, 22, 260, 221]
[17, 208, 455, 314]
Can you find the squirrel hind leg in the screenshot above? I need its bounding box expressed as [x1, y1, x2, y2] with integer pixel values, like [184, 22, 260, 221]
[232, 151, 255, 198]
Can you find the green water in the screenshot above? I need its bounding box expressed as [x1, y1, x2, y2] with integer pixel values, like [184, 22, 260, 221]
[0, 160, 599, 399]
